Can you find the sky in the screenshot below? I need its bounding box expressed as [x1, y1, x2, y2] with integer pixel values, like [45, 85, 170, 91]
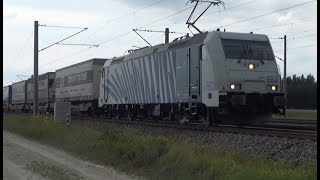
[3, 0, 317, 86]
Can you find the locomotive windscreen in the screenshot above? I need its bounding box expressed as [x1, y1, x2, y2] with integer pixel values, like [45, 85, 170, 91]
[221, 39, 274, 60]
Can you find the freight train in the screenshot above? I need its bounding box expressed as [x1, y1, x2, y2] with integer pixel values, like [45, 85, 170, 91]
[3, 30, 285, 125]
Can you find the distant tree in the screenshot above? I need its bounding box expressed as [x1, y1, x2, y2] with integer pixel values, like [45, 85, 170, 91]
[306, 74, 315, 84]
[286, 73, 317, 109]
[286, 76, 292, 85]
[292, 74, 297, 84]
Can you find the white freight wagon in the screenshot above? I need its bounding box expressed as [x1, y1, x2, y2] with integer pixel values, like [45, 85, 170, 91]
[55, 58, 107, 115]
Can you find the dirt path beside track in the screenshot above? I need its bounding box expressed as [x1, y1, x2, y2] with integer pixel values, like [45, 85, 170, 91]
[3, 131, 140, 180]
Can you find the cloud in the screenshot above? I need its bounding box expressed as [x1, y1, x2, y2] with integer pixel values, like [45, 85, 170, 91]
[3, 0, 317, 86]
[277, 11, 293, 22]
[3, 4, 103, 27]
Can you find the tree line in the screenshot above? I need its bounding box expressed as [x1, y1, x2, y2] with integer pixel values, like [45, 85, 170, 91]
[284, 74, 317, 109]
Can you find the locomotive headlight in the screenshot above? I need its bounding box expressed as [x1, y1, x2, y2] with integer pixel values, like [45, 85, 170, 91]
[249, 63, 254, 69]
[230, 84, 241, 90]
[268, 85, 277, 91]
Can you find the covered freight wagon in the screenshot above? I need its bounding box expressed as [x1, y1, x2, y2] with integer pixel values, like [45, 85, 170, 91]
[3, 85, 12, 111]
[26, 72, 55, 114]
[11, 80, 30, 112]
[55, 58, 107, 114]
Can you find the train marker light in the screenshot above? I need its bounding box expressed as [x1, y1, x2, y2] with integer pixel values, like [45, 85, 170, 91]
[272, 85, 276, 91]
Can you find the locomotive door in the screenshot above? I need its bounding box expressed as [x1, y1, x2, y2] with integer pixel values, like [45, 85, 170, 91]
[188, 46, 200, 97]
[104, 67, 109, 100]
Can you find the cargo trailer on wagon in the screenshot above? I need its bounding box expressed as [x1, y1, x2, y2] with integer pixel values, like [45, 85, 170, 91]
[55, 58, 108, 115]
[3, 85, 12, 112]
[11, 80, 30, 112]
[26, 72, 56, 114]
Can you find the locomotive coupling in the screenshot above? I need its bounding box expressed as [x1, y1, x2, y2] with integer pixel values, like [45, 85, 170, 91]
[229, 95, 246, 105]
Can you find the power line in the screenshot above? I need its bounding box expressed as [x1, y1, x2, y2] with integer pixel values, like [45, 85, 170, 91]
[273, 44, 316, 52]
[98, 5, 197, 47]
[38, 28, 88, 52]
[217, 0, 316, 28]
[41, 47, 94, 68]
[39, 24, 87, 29]
[149, 0, 257, 29]
[204, 0, 256, 16]
[251, 18, 315, 31]
[57, 43, 99, 47]
[87, 0, 169, 42]
[268, 29, 314, 37]
[271, 34, 317, 43]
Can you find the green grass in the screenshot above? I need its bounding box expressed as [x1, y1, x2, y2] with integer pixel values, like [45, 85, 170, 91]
[3, 114, 317, 180]
[26, 161, 84, 180]
[273, 110, 317, 120]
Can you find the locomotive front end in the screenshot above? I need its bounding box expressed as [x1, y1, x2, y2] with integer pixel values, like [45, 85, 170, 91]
[204, 31, 285, 123]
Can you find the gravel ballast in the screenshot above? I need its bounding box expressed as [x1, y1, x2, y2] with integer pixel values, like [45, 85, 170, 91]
[87, 121, 317, 166]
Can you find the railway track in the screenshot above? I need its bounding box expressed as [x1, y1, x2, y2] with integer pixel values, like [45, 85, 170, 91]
[71, 115, 317, 142]
[4, 112, 317, 141]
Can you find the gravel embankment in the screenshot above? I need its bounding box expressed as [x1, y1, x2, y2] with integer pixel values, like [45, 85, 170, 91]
[93, 122, 317, 166]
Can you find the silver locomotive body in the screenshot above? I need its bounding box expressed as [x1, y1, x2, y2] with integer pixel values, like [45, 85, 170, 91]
[98, 30, 285, 124]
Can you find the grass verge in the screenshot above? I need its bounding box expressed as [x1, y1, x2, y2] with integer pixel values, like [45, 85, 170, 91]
[3, 113, 317, 180]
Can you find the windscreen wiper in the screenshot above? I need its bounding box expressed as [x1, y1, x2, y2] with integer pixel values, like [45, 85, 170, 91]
[237, 49, 246, 63]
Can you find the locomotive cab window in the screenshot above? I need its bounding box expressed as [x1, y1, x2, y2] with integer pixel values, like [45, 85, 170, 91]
[246, 41, 274, 60]
[222, 39, 274, 61]
[221, 39, 248, 59]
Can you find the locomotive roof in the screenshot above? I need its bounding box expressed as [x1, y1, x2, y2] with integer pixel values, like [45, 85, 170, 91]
[108, 31, 268, 65]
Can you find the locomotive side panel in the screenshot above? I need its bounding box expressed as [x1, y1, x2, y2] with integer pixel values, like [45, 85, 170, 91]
[105, 51, 179, 105]
[175, 48, 189, 102]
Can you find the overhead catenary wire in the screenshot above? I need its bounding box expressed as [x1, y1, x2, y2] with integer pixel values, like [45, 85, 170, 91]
[39, 24, 87, 29]
[87, 0, 169, 41]
[216, 0, 316, 29]
[251, 18, 315, 31]
[268, 29, 315, 37]
[38, 28, 88, 52]
[57, 43, 99, 47]
[97, 4, 197, 47]
[270, 34, 317, 43]
[273, 44, 316, 52]
[41, 46, 95, 68]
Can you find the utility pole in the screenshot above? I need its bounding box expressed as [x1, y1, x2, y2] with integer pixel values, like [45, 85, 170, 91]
[165, 28, 169, 44]
[33, 21, 39, 116]
[283, 35, 287, 118]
